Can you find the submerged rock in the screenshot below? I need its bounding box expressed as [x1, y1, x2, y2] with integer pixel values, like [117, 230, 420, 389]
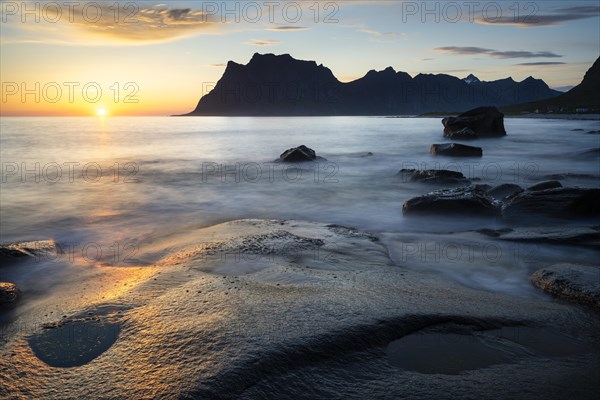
[487, 183, 523, 200]
[403, 186, 499, 216]
[531, 264, 600, 308]
[478, 226, 600, 248]
[0, 282, 20, 306]
[398, 169, 470, 185]
[527, 180, 562, 191]
[276, 145, 326, 163]
[430, 143, 483, 157]
[502, 187, 600, 222]
[442, 106, 507, 138]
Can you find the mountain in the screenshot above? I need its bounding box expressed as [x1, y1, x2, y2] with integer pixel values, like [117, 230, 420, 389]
[503, 57, 600, 113]
[183, 53, 561, 116]
[463, 74, 481, 84]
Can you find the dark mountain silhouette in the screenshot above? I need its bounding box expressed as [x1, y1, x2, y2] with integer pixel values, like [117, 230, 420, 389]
[183, 53, 561, 116]
[503, 56, 600, 113]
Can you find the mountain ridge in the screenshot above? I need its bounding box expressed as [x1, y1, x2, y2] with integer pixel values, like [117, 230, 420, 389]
[183, 53, 563, 116]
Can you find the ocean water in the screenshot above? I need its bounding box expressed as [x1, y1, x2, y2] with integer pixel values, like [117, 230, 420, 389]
[1, 116, 599, 299]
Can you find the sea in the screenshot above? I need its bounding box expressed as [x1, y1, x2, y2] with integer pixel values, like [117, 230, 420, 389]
[1, 116, 599, 300]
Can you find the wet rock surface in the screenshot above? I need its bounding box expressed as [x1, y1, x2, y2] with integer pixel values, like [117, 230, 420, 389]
[477, 226, 600, 247]
[403, 186, 499, 216]
[0, 220, 598, 399]
[276, 145, 326, 163]
[430, 143, 483, 157]
[0, 282, 20, 306]
[487, 183, 524, 200]
[501, 187, 600, 222]
[531, 264, 600, 308]
[398, 168, 470, 185]
[0, 240, 61, 263]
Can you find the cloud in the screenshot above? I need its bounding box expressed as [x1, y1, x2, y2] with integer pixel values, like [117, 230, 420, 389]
[210, 63, 227, 67]
[434, 47, 562, 59]
[6, 2, 221, 44]
[266, 26, 309, 31]
[244, 39, 280, 46]
[358, 28, 400, 36]
[515, 62, 566, 66]
[475, 5, 600, 27]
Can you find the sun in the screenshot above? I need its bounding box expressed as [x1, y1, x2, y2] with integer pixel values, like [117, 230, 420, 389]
[97, 108, 107, 116]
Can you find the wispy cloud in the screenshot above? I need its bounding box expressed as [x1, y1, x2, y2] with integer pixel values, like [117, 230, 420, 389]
[515, 62, 566, 66]
[358, 28, 400, 36]
[475, 5, 600, 27]
[3, 2, 221, 44]
[244, 39, 280, 46]
[434, 47, 562, 59]
[266, 26, 309, 31]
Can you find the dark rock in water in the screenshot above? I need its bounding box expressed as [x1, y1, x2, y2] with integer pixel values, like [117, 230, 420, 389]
[443, 127, 478, 140]
[545, 173, 600, 181]
[442, 106, 506, 138]
[276, 145, 326, 163]
[430, 143, 482, 157]
[502, 187, 600, 221]
[479, 226, 600, 248]
[487, 183, 523, 200]
[0, 282, 20, 306]
[571, 128, 585, 131]
[531, 264, 600, 308]
[579, 148, 600, 158]
[527, 180, 562, 191]
[398, 169, 470, 185]
[0, 240, 61, 264]
[403, 186, 499, 216]
[587, 130, 600, 134]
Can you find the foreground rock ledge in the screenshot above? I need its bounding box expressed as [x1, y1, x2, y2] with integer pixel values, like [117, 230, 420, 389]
[531, 264, 600, 308]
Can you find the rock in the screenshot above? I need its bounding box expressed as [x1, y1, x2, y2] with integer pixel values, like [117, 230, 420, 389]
[442, 106, 506, 138]
[0, 282, 20, 306]
[502, 187, 600, 222]
[531, 264, 600, 308]
[527, 180, 562, 191]
[430, 143, 482, 157]
[276, 145, 326, 163]
[0, 240, 60, 263]
[398, 169, 470, 185]
[443, 127, 478, 140]
[587, 130, 600, 134]
[487, 183, 523, 200]
[479, 226, 600, 248]
[403, 186, 499, 216]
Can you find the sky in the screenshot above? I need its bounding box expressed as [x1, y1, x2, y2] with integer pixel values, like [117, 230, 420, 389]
[0, 0, 599, 116]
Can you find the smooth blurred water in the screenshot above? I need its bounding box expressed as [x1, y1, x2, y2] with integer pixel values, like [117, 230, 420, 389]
[1, 116, 599, 297]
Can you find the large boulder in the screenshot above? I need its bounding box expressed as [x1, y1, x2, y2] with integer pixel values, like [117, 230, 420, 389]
[442, 106, 506, 138]
[531, 264, 600, 308]
[0, 282, 20, 306]
[502, 187, 600, 222]
[403, 186, 499, 216]
[276, 145, 326, 163]
[430, 143, 483, 157]
[398, 169, 470, 185]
